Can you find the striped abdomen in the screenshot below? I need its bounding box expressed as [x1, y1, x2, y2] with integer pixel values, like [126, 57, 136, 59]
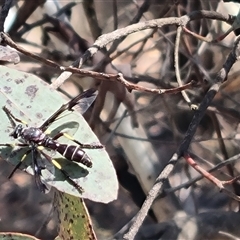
[55, 144, 92, 168]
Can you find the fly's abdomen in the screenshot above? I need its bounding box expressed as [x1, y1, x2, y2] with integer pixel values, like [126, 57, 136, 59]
[56, 144, 92, 168]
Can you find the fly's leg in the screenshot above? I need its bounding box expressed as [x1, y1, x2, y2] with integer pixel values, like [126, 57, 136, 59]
[40, 150, 84, 193]
[0, 143, 28, 147]
[52, 132, 104, 149]
[3, 106, 28, 127]
[7, 146, 47, 193]
[8, 149, 31, 179]
[0, 143, 29, 159]
[31, 146, 48, 193]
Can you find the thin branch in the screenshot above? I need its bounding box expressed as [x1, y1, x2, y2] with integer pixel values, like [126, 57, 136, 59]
[52, 10, 229, 89]
[184, 153, 240, 201]
[163, 153, 240, 195]
[0, 32, 62, 69]
[174, 26, 196, 109]
[78, 10, 229, 68]
[0, 32, 195, 94]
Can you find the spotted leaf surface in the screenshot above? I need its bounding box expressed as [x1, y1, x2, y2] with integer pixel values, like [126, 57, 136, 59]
[54, 191, 96, 240]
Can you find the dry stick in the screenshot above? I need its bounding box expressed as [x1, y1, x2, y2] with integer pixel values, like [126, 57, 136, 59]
[52, 10, 230, 89]
[163, 153, 240, 196]
[174, 26, 196, 109]
[209, 112, 240, 199]
[79, 10, 230, 68]
[60, 67, 195, 93]
[0, 32, 63, 70]
[123, 36, 240, 240]
[62, 69, 194, 94]
[0, 32, 194, 94]
[184, 153, 240, 201]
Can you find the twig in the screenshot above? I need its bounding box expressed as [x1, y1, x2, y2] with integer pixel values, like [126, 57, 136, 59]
[0, 31, 195, 94]
[174, 26, 196, 109]
[62, 69, 195, 94]
[163, 153, 240, 196]
[78, 10, 230, 68]
[0, 32, 63, 70]
[52, 10, 230, 89]
[184, 153, 240, 201]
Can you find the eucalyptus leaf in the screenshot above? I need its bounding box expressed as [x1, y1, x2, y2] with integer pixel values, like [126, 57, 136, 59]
[0, 65, 118, 203]
[54, 191, 96, 240]
[0, 232, 39, 240]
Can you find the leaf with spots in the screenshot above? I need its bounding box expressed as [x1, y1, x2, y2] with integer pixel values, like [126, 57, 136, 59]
[0, 232, 39, 240]
[54, 191, 96, 240]
[0, 65, 118, 203]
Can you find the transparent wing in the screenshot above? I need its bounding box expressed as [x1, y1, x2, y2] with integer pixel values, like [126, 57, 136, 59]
[40, 89, 97, 131]
[74, 92, 98, 114]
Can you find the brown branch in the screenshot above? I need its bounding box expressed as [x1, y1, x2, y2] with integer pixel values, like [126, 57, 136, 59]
[1, 31, 193, 95]
[163, 153, 240, 195]
[184, 153, 240, 201]
[63, 68, 195, 94]
[53, 10, 229, 89]
[77, 10, 230, 69]
[0, 32, 62, 70]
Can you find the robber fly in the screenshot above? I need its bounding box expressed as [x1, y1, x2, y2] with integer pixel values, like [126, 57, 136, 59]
[0, 88, 103, 193]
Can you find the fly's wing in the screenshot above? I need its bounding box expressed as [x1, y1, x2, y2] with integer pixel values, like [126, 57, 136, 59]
[40, 89, 97, 132]
[19, 148, 54, 194]
[74, 90, 98, 114]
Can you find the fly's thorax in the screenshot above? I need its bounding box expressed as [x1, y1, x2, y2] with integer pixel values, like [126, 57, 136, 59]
[21, 127, 46, 143]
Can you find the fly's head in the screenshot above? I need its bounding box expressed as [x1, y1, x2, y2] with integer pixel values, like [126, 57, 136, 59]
[10, 124, 23, 139]
[22, 127, 45, 143]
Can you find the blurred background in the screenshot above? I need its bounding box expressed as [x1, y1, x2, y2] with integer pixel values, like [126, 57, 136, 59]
[1, 0, 240, 239]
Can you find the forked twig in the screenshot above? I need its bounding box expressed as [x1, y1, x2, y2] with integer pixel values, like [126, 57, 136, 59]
[184, 153, 240, 201]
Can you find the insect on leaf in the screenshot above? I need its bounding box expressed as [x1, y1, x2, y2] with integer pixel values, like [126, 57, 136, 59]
[0, 65, 118, 203]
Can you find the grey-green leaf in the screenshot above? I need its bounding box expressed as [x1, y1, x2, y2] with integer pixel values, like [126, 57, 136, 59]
[0, 65, 118, 203]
